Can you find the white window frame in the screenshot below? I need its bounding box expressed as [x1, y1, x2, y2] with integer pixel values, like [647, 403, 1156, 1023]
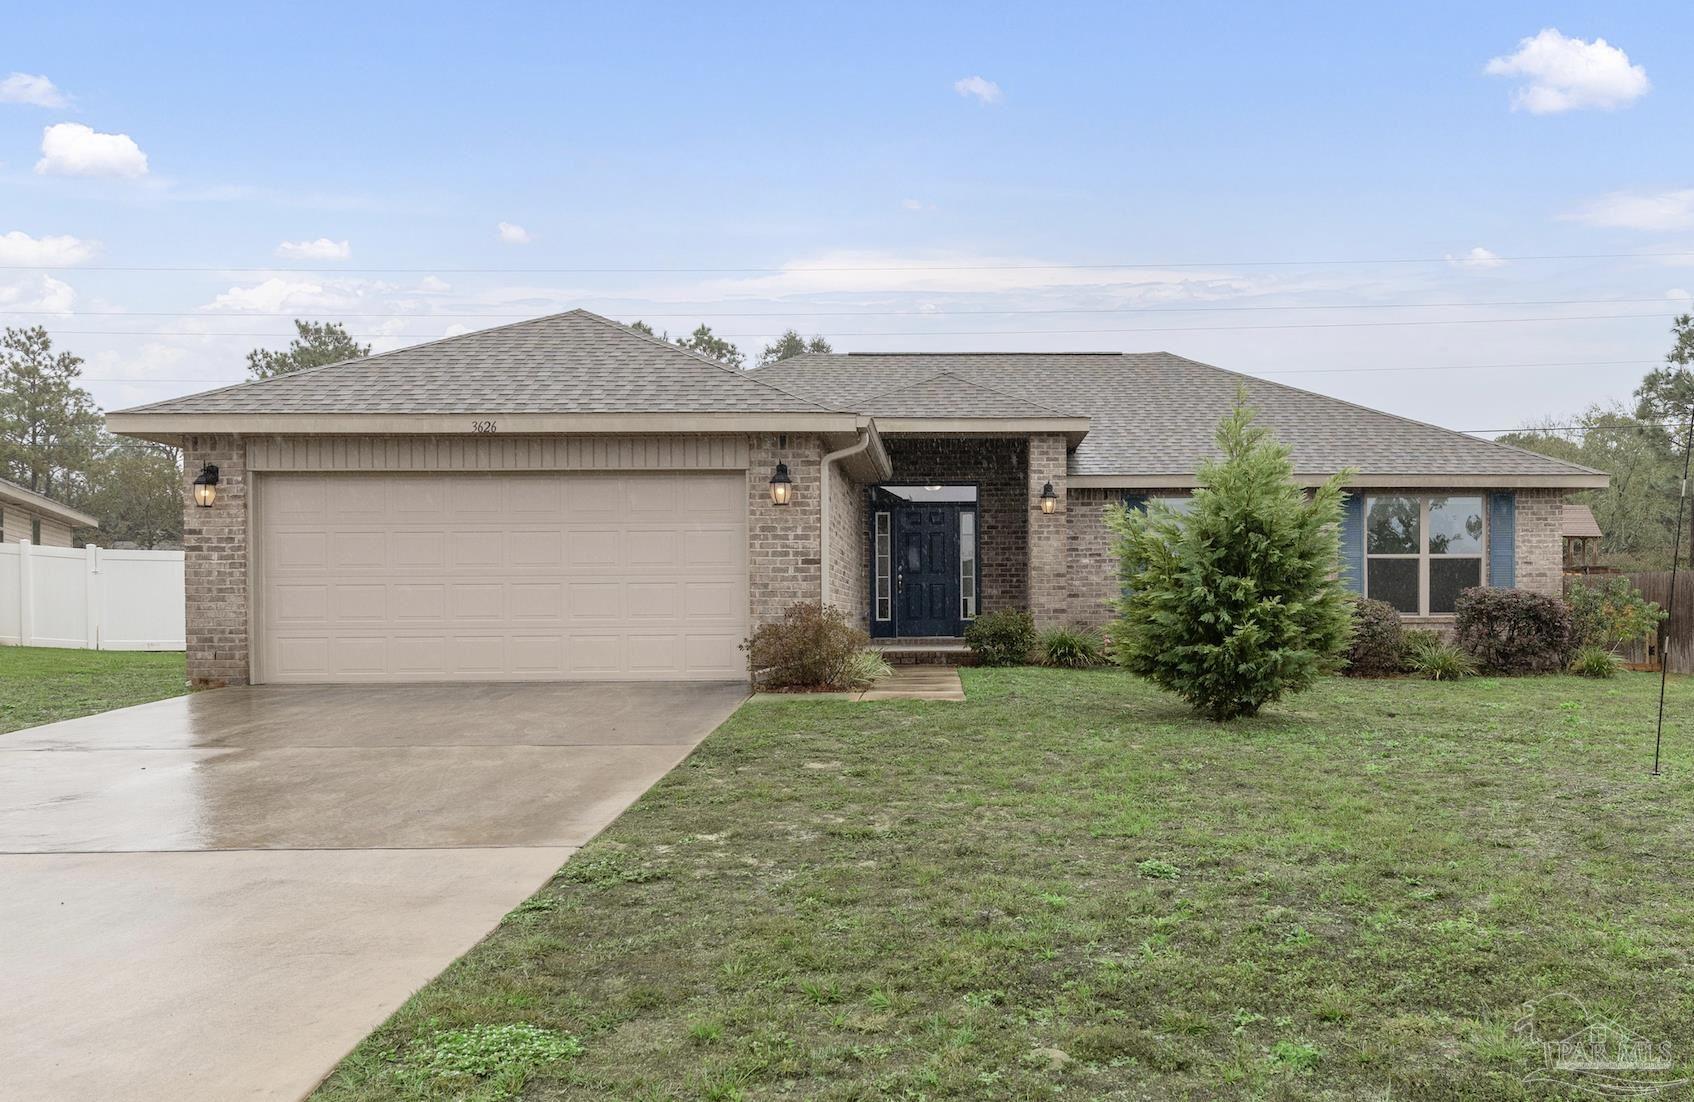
[959, 510, 977, 620]
[1364, 495, 1487, 617]
[874, 511, 892, 622]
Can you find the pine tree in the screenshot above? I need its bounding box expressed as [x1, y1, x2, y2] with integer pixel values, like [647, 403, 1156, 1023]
[1108, 397, 1353, 720]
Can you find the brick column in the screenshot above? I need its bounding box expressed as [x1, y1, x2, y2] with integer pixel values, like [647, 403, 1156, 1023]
[746, 433, 824, 630]
[1512, 488, 1565, 598]
[1027, 433, 1069, 627]
[182, 434, 250, 687]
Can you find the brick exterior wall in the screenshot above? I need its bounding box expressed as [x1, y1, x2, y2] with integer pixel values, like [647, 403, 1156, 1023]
[1512, 488, 1564, 599]
[182, 434, 250, 687]
[1067, 488, 1126, 631]
[1026, 434, 1069, 628]
[747, 433, 824, 630]
[826, 456, 868, 627]
[880, 436, 1028, 613]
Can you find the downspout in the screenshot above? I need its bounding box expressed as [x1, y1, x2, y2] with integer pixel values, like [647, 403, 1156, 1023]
[819, 429, 875, 608]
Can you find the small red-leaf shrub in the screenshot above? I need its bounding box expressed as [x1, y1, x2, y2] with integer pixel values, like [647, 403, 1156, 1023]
[742, 602, 870, 689]
[1453, 587, 1572, 673]
[1344, 598, 1404, 677]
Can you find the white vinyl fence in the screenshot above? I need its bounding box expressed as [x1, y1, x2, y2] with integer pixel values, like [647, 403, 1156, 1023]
[0, 542, 185, 651]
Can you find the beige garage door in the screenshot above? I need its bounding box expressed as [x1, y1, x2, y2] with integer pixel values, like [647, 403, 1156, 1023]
[257, 471, 747, 682]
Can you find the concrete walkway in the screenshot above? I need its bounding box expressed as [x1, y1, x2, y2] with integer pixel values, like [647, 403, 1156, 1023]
[858, 664, 966, 701]
[0, 681, 746, 1102]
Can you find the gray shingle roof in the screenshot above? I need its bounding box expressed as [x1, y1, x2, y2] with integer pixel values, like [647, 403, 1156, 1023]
[114, 310, 838, 416]
[752, 351, 1602, 480]
[854, 371, 1073, 419]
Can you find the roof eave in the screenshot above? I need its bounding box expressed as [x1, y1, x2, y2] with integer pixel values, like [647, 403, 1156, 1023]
[872, 416, 1090, 448]
[106, 410, 868, 440]
[1069, 472, 1610, 490]
[0, 482, 99, 528]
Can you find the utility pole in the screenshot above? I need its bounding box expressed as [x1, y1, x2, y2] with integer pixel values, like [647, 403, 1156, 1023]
[1654, 402, 1694, 776]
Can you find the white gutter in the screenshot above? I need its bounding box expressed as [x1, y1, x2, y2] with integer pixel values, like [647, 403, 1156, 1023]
[819, 429, 875, 608]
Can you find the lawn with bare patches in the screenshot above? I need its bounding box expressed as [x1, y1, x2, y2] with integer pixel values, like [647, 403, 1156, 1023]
[313, 668, 1694, 1100]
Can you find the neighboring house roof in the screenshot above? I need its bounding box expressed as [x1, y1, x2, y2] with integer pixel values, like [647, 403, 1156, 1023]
[1562, 503, 1604, 539]
[0, 478, 98, 529]
[753, 351, 1605, 486]
[114, 310, 838, 416]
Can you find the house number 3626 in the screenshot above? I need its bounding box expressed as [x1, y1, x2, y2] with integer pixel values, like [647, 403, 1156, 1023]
[471, 420, 498, 434]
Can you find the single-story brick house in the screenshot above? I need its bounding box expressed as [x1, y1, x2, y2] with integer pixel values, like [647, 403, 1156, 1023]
[0, 477, 97, 548]
[107, 309, 1605, 686]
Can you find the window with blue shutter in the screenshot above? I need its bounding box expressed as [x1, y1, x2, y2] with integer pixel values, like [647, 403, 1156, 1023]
[1339, 493, 1364, 594]
[1488, 493, 1515, 587]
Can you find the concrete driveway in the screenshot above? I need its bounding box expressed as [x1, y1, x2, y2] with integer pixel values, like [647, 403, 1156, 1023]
[0, 681, 746, 1102]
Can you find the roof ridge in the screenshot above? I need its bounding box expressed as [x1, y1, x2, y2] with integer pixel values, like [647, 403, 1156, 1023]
[115, 311, 576, 415]
[1158, 353, 1607, 479]
[571, 310, 849, 414]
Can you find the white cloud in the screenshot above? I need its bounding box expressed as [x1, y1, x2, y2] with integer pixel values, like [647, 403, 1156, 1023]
[1484, 29, 1649, 113]
[0, 275, 75, 314]
[497, 221, 532, 244]
[700, 248, 1260, 300]
[1669, 289, 1692, 301]
[953, 75, 1003, 105]
[417, 275, 452, 293]
[1563, 188, 1694, 231]
[1445, 246, 1506, 270]
[901, 198, 936, 212]
[444, 323, 474, 338]
[205, 277, 353, 313]
[275, 237, 351, 260]
[0, 73, 67, 108]
[0, 230, 97, 266]
[35, 122, 149, 177]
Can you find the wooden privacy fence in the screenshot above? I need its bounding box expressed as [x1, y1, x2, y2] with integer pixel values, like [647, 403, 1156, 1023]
[1567, 571, 1693, 674]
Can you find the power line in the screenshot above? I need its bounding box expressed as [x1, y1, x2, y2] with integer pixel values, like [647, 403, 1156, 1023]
[22, 310, 1675, 341]
[1, 296, 1688, 320]
[5, 249, 1694, 274]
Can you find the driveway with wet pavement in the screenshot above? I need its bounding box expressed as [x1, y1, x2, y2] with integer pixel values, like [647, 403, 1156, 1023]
[0, 681, 746, 1102]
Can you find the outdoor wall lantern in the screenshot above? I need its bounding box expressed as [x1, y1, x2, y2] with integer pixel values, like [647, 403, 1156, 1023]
[769, 462, 793, 506]
[1039, 481, 1058, 514]
[192, 464, 220, 507]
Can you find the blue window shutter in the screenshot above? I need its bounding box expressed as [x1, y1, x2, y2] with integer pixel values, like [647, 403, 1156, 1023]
[1339, 493, 1364, 594]
[1489, 493, 1516, 588]
[1122, 493, 1149, 513]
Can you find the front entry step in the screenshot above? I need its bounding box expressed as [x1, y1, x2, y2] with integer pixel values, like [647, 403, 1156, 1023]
[873, 637, 972, 666]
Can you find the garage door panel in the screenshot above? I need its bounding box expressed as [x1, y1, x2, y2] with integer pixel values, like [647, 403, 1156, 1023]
[331, 531, 387, 569]
[334, 584, 387, 621]
[566, 530, 621, 568]
[685, 634, 743, 674]
[626, 531, 679, 567]
[510, 582, 565, 620]
[392, 532, 446, 568]
[270, 532, 329, 571]
[567, 581, 622, 620]
[260, 472, 747, 682]
[684, 528, 740, 567]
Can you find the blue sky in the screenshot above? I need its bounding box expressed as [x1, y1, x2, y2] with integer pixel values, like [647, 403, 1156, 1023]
[3, 2, 1692, 434]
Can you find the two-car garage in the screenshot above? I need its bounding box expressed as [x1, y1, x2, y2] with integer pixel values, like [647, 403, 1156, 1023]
[254, 470, 748, 682]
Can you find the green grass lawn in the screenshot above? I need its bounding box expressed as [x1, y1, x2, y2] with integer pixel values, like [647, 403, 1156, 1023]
[0, 646, 187, 734]
[313, 669, 1694, 1101]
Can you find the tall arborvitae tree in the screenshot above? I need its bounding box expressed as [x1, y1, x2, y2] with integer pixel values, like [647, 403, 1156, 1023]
[1108, 397, 1353, 721]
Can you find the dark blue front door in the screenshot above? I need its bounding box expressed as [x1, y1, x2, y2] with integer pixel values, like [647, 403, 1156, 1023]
[895, 504, 961, 637]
